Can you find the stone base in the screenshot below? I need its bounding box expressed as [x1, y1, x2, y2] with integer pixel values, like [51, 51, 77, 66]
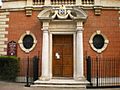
[39, 76, 50, 81]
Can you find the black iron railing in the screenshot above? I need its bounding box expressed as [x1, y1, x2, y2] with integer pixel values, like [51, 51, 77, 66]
[86, 56, 120, 88]
[18, 56, 40, 84]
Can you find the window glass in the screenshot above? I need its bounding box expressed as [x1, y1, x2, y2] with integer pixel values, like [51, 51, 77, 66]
[93, 35, 104, 49]
[23, 35, 34, 49]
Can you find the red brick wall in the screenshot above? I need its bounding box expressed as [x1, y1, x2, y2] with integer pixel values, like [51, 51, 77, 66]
[8, 11, 42, 58]
[8, 11, 43, 76]
[83, 9, 120, 58]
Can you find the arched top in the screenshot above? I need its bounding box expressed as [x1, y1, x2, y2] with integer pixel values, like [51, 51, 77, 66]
[37, 6, 87, 21]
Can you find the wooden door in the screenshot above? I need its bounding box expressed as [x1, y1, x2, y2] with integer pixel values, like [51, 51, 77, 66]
[52, 35, 73, 77]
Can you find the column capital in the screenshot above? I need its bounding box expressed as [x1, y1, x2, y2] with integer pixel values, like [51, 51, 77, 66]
[76, 21, 84, 32]
[76, 27, 84, 32]
[42, 27, 49, 32]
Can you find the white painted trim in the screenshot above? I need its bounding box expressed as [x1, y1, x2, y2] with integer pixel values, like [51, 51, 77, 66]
[18, 31, 37, 53]
[89, 30, 109, 53]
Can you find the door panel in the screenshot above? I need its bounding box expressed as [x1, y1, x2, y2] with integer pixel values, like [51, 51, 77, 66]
[52, 35, 73, 77]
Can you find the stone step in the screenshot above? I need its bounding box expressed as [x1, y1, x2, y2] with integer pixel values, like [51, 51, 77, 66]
[32, 79, 89, 88]
[32, 84, 85, 88]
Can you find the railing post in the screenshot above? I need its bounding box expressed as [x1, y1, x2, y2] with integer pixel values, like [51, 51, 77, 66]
[25, 56, 30, 87]
[33, 56, 39, 81]
[86, 56, 92, 85]
[96, 56, 99, 87]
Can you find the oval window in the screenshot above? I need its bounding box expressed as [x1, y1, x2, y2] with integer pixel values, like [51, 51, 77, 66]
[89, 31, 109, 53]
[23, 35, 34, 49]
[93, 35, 104, 49]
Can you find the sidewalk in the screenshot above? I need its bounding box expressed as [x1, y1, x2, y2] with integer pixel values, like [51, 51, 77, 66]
[0, 81, 120, 90]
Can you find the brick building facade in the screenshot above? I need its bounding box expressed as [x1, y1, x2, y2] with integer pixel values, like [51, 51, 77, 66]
[0, 0, 120, 87]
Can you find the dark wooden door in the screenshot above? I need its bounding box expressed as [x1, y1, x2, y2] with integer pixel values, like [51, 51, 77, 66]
[52, 35, 73, 77]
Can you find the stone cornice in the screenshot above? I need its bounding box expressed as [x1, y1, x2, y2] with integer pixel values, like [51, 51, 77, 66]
[0, 6, 119, 12]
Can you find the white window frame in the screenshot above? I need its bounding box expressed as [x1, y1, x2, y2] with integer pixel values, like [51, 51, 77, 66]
[18, 31, 37, 53]
[89, 30, 109, 53]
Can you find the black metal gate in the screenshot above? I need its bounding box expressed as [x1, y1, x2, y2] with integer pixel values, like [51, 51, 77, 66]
[86, 56, 120, 88]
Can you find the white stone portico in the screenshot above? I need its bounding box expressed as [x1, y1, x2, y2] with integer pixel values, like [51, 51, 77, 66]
[37, 6, 87, 82]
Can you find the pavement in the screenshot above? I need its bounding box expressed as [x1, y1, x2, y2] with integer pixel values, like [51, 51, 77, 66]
[0, 81, 120, 90]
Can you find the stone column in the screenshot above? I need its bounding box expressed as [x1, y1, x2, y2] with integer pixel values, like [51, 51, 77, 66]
[76, 22, 84, 80]
[39, 27, 50, 81]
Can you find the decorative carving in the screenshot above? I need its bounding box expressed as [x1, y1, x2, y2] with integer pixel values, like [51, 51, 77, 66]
[52, 5, 77, 19]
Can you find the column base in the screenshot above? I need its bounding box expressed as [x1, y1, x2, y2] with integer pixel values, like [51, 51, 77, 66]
[74, 76, 86, 81]
[39, 76, 50, 81]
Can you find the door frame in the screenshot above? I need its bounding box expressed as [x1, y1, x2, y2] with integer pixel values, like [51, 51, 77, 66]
[49, 32, 76, 79]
